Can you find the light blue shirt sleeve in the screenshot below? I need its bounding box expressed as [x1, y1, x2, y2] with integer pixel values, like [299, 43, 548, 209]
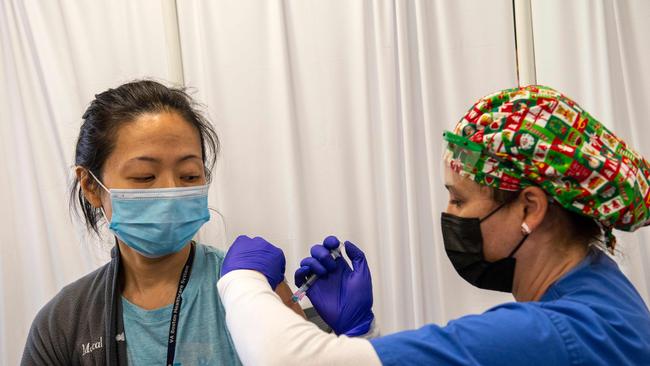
[122, 244, 241, 366]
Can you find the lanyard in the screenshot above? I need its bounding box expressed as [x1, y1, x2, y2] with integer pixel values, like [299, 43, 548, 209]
[166, 242, 196, 366]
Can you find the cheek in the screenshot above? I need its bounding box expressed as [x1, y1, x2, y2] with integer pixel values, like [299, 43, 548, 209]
[480, 228, 501, 261]
[480, 224, 519, 261]
[445, 203, 458, 215]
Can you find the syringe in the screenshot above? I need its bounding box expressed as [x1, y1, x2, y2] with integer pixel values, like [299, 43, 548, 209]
[291, 247, 342, 303]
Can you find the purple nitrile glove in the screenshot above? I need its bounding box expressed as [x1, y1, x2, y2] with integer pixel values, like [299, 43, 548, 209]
[294, 235, 374, 336]
[221, 235, 286, 290]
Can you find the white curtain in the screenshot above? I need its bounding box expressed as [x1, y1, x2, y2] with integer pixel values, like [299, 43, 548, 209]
[531, 0, 650, 301]
[179, 0, 518, 334]
[0, 0, 181, 364]
[2, 0, 649, 365]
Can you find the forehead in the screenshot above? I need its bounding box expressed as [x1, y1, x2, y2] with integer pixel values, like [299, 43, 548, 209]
[110, 112, 202, 159]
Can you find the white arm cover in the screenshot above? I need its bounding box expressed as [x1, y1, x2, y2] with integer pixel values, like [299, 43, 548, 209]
[217, 270, 382, 366]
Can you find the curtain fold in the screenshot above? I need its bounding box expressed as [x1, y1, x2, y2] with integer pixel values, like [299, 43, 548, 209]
[3, 1, 649, 365]
[532, 0, 650, 302]
[0, 1, 177, 364]
[179, 0, 518, 333]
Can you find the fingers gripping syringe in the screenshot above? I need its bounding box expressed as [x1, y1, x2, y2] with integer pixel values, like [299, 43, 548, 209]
[291, 247, 342, 303]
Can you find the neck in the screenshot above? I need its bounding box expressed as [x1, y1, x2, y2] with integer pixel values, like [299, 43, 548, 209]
[512, 234, 588, 302]
[119, 241, 193, 310]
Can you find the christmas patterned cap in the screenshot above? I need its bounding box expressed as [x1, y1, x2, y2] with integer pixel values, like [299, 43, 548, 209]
[444, 85, 650, 245]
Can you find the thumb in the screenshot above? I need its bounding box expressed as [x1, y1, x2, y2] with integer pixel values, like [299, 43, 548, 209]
[344, 241, 369, 273]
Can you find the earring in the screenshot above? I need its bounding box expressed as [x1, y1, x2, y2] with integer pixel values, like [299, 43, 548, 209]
[521, 222, 531, 235]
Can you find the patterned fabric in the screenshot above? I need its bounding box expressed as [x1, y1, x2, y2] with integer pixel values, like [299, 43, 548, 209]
[444, 85, 650, 244]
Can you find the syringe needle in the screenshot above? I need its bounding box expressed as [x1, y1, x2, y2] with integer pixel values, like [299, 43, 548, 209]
[291, 247, 342, 303]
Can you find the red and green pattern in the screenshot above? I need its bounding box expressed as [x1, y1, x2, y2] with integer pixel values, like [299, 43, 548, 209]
[444, 85, 650, 235]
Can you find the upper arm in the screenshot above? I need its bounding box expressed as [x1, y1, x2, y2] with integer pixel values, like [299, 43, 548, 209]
[218, 270, 381, 366]
[274, 281, 306, 318]
[370, 303, 570, 366]
[21, 303, 68, 366]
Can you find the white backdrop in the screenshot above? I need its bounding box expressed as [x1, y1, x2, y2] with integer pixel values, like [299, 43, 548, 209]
[178, 0, 518, 336]
[0, 0, 181, 363]
[531, 0, 650, 301]
[1, 0, 649, 365]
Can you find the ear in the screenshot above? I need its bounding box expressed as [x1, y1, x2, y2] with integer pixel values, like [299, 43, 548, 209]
[75, 166, 104, 208]
[518, 186, 549, 233]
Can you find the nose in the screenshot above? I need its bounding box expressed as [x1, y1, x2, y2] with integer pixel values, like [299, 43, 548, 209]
[156, 173, 180, 188]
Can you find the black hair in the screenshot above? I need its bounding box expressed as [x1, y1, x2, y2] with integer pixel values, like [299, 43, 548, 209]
[69, 79, 219, 234]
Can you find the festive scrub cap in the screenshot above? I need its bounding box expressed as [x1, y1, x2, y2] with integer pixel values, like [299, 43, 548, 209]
[443, 85, 650, 248]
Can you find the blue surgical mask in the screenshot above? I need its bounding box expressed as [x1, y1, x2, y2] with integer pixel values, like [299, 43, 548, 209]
[89, 172, 210, 258]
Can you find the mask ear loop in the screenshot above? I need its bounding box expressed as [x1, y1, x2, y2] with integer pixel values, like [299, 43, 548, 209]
[100, 207, 110, 224]
[479, 202, 508, 223]
[507, 222, 531, 258]
[86, 170, 110, 193]
[85, 169, 111, 223]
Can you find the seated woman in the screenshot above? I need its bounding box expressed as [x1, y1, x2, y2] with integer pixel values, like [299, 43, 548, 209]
[21, 80, 302, 365]
[218, 86, 650, 365]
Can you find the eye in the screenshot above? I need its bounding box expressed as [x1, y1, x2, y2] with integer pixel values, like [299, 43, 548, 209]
[182, 175, 200, 182]
[449, 198, 463, 207]
[131, 176, 155, 182]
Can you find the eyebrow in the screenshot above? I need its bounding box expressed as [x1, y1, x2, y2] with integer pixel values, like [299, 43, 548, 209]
[445, 184, 466, 197]
[126, 154, 202, 164]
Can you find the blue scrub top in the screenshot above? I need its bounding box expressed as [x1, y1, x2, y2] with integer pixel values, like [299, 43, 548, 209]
[371, 248, 650, 365]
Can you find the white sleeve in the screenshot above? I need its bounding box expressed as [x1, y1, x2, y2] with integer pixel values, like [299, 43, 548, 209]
[217, 270, 382, 366]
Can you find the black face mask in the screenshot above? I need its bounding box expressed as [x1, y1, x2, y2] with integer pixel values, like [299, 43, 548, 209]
[441, 204, 528, 293]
